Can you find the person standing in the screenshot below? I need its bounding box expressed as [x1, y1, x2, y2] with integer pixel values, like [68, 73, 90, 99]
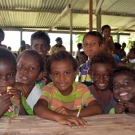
[18, 40, 26, 55]
[50, 37, 66, 55]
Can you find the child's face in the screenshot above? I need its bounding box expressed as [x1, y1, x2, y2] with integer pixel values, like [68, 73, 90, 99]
[102, 28, 111, 37]
[32, 39, 48, 57]
[0, 60, 15, 92]
[91, 63, 112, 90]
[16, 55, 41, 86]
[78, 54, 88, 64]
[113, 73, 135, 102]
[83, 35, 103, 58]
[50, 59, 77, 96]
[129, 51, 135, 60]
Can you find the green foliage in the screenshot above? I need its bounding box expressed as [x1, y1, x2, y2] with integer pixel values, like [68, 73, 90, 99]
[76, 34, 84, 43]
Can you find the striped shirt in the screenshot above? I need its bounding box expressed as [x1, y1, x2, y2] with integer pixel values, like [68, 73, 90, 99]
[40, 82, 95, 111]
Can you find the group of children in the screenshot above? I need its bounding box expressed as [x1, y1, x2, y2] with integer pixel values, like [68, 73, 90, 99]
[0, 26, 135, 128]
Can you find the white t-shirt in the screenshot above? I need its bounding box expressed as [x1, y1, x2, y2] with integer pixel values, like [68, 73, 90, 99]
[26, 85, 42, 110]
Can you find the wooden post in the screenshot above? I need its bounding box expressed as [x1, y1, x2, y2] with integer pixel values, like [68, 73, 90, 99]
[20, 29, 22, 46]
[70, 8, 73, 55]
[89, 0, 93, 31]
[117, 33, 120, 43]
[96, 0, 101, 32]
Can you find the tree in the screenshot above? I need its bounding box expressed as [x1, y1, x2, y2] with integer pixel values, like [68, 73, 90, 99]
[76, 34, 84, 43]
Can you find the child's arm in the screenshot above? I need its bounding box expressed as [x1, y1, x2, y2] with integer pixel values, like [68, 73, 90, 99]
[34, 99, 87, 127]
[109, 36, 115, 53]
[0, 92, 11, 117]
[55, 100, 102, 117]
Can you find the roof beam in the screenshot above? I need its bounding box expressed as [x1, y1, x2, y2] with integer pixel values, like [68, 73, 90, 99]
[95, 0, 104, 16]
[0, 8, 135, 17]
[115, 20, 135, 32]
[50, 0, 77, 30]
[50, 4, 71, 30]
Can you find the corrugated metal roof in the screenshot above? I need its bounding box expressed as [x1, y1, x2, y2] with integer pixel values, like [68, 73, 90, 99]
[0, 0, 135, 33]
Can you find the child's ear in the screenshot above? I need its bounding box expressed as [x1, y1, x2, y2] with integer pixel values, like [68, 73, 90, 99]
[37, 72, 44, 81]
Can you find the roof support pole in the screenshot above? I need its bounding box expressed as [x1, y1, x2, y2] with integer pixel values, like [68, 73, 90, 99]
[117, 33, 120, 43]
[89, 0, 93, 31]
[70, 8, 73, 55]
[96, 0, 102, 32]
[20, 29, 22, 46]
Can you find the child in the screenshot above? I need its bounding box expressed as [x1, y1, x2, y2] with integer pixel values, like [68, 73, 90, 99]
[0, 48, 26, 117]
[34, 51, 102, 127]
[31, 31, 50, 60]
[78, 51, 88, 66]
[88, 52, 117, 114]
[31, 30, 51, 86]
[78, 31, 104, 86]
[126, 48, 135, 69]
[16, 50, 45, 112]
[76, 43, 82, 63]
[110, 66, 135, 114]
[101, 25, 115, 54]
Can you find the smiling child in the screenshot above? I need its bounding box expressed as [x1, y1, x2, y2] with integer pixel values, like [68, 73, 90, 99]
[110, 66, 135, 114]
[34, 51, 102, 127]
[89, 51, 117, 114]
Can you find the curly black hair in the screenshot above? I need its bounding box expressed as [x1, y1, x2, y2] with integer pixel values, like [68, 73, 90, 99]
[109, 66, 135, 91]
[0, 47, 16, 72]
[46, 51, 78, 74]
[90, 51, 116, 69]
[83, 31, 103, 45]
[17, 50, 44, 72]
[31, 30, 50, 46]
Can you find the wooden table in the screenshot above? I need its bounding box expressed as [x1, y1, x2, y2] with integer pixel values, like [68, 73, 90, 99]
[0, 114, 135, 135]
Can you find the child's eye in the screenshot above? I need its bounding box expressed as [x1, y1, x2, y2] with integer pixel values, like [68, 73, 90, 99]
[7, 73, 15, 78]
[104, 74, 110, 78]
[91, 41, 97, 45]
[83, 43, 87, 46]
[34, 45, 38, 48]
[65, 71, 70, 75]
[94, 74, 99, 78]
[19, 64, 23, 68]
[30, 67, 35, 70]
[113, 83, 120, 89]
[124, 82, 130, 86]
[53, 73, 59, 76]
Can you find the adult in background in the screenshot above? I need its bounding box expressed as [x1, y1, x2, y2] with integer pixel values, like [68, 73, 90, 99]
[18, 40, 26, 55]
[0, 28, 7, 48]
[119, 42, 126, 59]
[50, 37, 66, 55]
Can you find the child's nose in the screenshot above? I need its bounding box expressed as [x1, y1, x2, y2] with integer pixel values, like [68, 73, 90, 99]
[59, 74, 65, 80]
[23, 68, 29, 74]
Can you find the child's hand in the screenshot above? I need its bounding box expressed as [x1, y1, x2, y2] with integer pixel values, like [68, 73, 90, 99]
[14, 82, 31, 98]
[123, 101, 135, 114]
[115, 100, 126, 114]
[0, 92, 12, 116]
[56, 115, 87, 128]
[41, 77, 48, 86]
[55, 106, 72, 115]
[7, 87, 21, 106]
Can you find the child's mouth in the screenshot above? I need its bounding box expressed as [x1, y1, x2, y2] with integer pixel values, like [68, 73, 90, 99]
[119, 92, 128, 96]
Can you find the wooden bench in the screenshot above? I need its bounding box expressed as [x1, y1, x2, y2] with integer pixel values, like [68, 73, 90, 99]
[0, 114, 135, 135]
